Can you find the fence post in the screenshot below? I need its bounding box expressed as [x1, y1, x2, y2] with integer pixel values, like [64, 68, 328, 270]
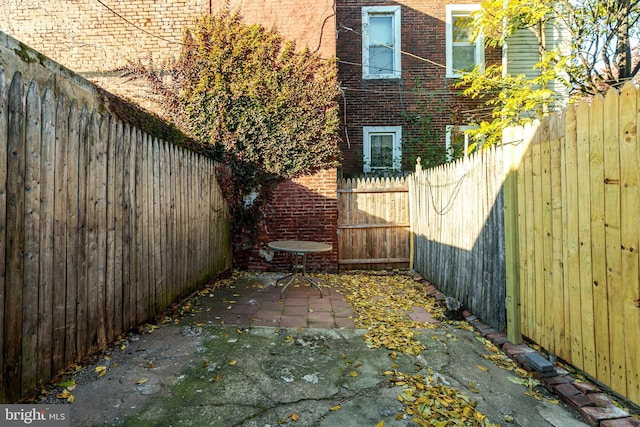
[503, 130, 522, 344]
[409, 158, 422, 271]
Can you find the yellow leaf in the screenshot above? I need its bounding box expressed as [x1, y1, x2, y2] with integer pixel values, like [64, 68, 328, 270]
[213, 375, 221, 382]
[349, 371, 358, 377]
[95, 366, 107, 377]
[136, 378, 148, 384]
[477, 365, 489, 372]
[56, 390, 70, 399]
[67, 394, 75, 404]
[289, 413, 299, 421]
[329, 404, 342, 411]
[375, 421, 385, 427]
[229, 360, 237, 366]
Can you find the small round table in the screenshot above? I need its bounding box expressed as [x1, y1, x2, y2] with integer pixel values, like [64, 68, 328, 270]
[268, 240, 333, 298]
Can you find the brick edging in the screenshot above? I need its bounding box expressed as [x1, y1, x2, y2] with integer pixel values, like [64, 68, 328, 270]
[420, 279, 639, 427]
[467, 314, 639, 427]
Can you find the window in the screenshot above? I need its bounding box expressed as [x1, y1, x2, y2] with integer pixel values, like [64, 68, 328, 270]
[446, 5, 484, 77]
[362, 6, 401, 79]
[363, 126, 402, 173]
[446, 125, 479, 161]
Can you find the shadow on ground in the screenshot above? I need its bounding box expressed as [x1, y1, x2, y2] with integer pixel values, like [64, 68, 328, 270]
[40, 273, 590, 427]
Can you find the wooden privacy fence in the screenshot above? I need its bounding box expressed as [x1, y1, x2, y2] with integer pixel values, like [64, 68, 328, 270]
[337, 177, 410, 270]
[505, 82, 640, 405]
[0, 33, 231, 402]
[408, 153, 507, 331]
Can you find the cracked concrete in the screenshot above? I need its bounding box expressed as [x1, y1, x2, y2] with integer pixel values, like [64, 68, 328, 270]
[42, 275, 590, 426]
[62, 324, 587, 426]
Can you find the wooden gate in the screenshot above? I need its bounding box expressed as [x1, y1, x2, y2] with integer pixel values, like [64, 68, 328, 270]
[337, 177, 410, 270]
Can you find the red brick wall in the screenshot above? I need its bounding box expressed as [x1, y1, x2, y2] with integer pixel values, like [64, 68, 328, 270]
[0, 0, 335, 112]
[336, 0, 502, 177]
[242, 169, 339, 273]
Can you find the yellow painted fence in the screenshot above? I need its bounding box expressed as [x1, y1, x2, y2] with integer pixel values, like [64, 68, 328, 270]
[507, 82, 640, 405]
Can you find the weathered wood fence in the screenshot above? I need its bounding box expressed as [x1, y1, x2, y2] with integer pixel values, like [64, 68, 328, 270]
[337, 177, 410, 270]
[408, 81, 640, 406]
[0, 33, 231, 402]
[408, 151, 507, 330]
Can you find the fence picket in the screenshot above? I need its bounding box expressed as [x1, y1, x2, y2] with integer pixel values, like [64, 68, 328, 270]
[22, 80, 41, 396]
[37, 87, 56, 387]
[0, 67, 7, 400]
[604, 89, 624, 394]
[4, 72, 26, 402]
[619, 82, 640, 404]
[589, 94, 609, 385]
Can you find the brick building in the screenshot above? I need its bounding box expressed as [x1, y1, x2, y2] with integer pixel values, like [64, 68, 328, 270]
[1, 0, 501, 178]
[0, 1, 538, 269]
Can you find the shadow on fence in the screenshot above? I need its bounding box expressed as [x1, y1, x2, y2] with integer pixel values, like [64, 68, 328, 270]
[0, 32, 231, 402]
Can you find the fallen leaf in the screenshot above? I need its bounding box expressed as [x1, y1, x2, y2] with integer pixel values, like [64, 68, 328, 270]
[56, 390, 71, 399]
[56, 379, 76, 388]
[95, 366, 107, 377]
[289, 413, 299, 421]
[477, 365, 489, 372]
[229, 360, 237, 366]
[136, 378, 148, 384]
[375, 421, 385, 427]
[329, 404, 342, 411]
[349, 371, 358, 377]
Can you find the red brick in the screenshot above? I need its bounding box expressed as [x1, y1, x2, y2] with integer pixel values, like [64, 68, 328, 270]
[573, 381, 599, 394]
[601, 418, 640, 427]
[581, 405, 630, 426]
[565, 392, 595, 409]
[502, 343, 537, 357]
[554, 382, 581, 398]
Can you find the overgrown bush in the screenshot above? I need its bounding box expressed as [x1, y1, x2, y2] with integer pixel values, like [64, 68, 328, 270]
[123, 9, 342, 251]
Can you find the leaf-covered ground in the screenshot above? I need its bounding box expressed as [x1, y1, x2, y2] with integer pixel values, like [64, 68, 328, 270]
[317, 272, 500, 427]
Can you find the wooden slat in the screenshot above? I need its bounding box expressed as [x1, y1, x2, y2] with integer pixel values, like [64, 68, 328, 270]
[64, 100, 80, 367]
[338, 258, 410, 264]
[603, 88, 624, 394]
[563, 105, 583, 369]
[37, 87, 55, 386]
[112, 119, 124, 338]
[589, 93, 609, 385]
[84, 110, 99, 354]
[52, 94, 68, 376]
[619, 82, 640, 403]
[337, 223, 409, 229]
[0, 66, 7, 399]
[4, 71, 26, 402]
[22, 80, 42, 396]
[576, 97, 596, 376]
[104, 114, 117, 344]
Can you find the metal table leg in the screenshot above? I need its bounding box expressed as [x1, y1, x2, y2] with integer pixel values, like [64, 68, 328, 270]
[276, 252, 323, 298]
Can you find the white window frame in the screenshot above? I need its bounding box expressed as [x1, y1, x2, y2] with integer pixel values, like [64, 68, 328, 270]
[362, 6, 401, 79]
[446, 125, 479, 161]
[446, 4, 484, 78]
[363, 126, 402, 173]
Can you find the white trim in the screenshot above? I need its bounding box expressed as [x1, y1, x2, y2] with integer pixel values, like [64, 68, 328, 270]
[362, 6, 401, 79]
[446, 4, 484, 78]
[446, 125, 478, 161]
[363, 126, 402, 172]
